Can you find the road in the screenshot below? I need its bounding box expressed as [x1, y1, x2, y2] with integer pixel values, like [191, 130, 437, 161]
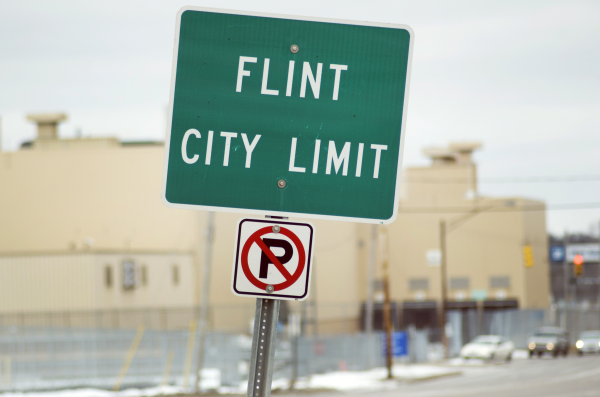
[287, 355, 600, 397]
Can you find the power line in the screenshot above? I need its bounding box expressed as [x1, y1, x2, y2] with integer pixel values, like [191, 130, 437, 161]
[398, 202, 600, 214]
[404, 174, 600, 184]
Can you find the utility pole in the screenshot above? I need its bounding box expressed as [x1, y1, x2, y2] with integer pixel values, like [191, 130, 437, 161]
[439, 220, 449, 359]
[598, 221, 600, 309]
[562, 231, 569, 330]
[195, 211, 215, 393]
[437, 204, 502, 359]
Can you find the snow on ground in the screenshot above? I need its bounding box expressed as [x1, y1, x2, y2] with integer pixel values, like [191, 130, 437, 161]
[0, 364, 461, 396]
[447, 358, 488, 366]
[447, 349, 531, 366]
[271, 364, 461, 392]
[512, 349, 530, 359]
[0, 386, 184, 397]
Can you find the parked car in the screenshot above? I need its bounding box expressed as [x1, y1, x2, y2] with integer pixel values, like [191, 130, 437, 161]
[576, 331, 600, 355]
[460, 335, 515, 361]
[527, 327, 569, 357]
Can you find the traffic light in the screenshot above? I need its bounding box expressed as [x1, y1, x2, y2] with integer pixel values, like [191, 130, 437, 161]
[522, 245, 534, 268]
[574, 254, 584, 277]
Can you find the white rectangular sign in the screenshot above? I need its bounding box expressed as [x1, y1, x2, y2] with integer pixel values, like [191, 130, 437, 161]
[566, 244, 600, 262]
[232, 218, 314, 301]
[426, 249, 441, 266]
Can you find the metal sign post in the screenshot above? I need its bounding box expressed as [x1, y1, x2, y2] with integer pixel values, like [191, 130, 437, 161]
[247, 298, 280, 397]
[160, 6, 414, 394]
[234, 217, 311, 395]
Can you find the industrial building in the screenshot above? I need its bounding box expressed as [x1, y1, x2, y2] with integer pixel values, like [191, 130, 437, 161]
[0, 113, 550, 334]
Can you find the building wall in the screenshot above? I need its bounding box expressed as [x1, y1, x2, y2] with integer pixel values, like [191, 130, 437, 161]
[521, 200, 550, 308]
[0, 138, 550, 332]
[380, 163, 550, 312]
[0, 252, 194, 313]
[0, 145, 362, 331]
[0, 254, 95, 312]
[91, 252, 194, 310]
[0, 147, 201, 254]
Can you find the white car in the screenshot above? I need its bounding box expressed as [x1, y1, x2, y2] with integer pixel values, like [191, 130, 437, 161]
[460, 335, 515, 361]
[576, 331, 600, 355]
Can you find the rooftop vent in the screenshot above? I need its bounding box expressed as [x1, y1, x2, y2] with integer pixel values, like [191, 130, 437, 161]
[26, 113, 67, 141]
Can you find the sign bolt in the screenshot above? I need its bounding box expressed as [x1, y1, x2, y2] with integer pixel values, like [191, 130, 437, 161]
[277, 179, 287, 189]
[290, 44, 299, 53]
[272, 225, 280, 233]
[266, 285, 274, 293]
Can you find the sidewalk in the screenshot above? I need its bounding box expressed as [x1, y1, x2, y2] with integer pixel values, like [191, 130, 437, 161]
[0, 364, 462, 397]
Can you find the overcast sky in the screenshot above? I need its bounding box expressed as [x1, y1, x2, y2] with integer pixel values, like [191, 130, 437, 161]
[1, 0, 599, 236]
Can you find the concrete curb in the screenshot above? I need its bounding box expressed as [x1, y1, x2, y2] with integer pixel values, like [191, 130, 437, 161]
[396, 370, 463, 383]
[432, 360, 511, 368]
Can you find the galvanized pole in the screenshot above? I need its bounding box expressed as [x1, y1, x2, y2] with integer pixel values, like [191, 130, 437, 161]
[289, 333, 298, 390]
[365, 225, 377, 369]
[312, 256, 319, 337]
[247, 298, 280, 397]
[439, 220, 449, 358]
[382, 267, 393, 378]
[288, 313, 300, 390]
[365, 225, 376, 334]
[195, 211, 215, 392]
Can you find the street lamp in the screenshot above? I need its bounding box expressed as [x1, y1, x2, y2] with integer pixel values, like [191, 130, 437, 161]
[438, 203, 512, 358]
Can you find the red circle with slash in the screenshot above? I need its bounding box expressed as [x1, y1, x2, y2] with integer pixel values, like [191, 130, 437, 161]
[241, 226, 306, 291]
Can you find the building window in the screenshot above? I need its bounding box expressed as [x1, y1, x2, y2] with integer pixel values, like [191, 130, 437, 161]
[409, 278, 429, 291]
[105, 266, 113, 288]
[450, 277, 470, 290]
[141, 265, 148, 286]
[172, 265, 179, 286]
[122, 260, 137, 290]
[490, 276, 510, 289]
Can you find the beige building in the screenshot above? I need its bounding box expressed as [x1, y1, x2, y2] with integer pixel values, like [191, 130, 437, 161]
[356, 143, 550, 329]
[0, 114, 361, 333]
[0, 114, 550, 333]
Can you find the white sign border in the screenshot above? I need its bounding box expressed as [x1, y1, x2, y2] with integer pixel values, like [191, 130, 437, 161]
[161, 6, 414, 225]
[231, 218, 314, 301]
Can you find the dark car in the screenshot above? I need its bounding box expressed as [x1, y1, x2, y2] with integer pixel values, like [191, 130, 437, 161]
[527, 327, 570, 358]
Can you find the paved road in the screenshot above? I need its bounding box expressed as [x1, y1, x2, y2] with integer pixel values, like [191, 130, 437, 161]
[288, 355, 600, 397]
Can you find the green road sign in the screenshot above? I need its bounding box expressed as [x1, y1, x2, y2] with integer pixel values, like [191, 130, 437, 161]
[162, 7, 413, 224]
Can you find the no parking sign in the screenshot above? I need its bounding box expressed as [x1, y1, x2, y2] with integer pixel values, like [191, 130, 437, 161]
[232, 218, 314, 300]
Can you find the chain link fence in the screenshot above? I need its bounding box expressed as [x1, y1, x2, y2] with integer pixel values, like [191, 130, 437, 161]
[0, 306, 384, 393]
[6, 305, 592, 391]
[555, 304, 600, 343]
[447, 309, 547, 355]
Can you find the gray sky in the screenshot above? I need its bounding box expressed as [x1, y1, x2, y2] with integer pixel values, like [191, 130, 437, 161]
[1, 0, 599, 236]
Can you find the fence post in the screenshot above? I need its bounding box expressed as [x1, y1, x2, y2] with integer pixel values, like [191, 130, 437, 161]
[408, 325, 416, 364]
[161, 351, 175, 388]
[0, 356, 11, 388]
[112, 325, 145, 392]
[182, 320, 197, 389]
